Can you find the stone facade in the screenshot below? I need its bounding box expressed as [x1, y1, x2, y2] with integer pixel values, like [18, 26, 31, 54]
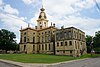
[55, 27, 87, 56]
[20, 7, 87, 56]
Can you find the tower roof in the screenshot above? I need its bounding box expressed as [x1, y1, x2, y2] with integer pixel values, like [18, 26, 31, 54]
[40, 7, 45, 11]
[38, 7, 47, 19]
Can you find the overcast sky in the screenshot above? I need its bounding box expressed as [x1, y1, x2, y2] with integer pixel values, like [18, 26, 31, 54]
[0, 0, 100, 43]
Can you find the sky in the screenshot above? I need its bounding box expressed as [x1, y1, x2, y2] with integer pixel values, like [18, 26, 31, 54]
[0, 0, 100, 43]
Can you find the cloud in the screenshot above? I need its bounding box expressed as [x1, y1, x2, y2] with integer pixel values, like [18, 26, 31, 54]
[44, 0, 96, 16]
[0, 0, 3, 6]
[22, 0, 41, 5]
[0, 13, 28, 43]
[42, 0, 100, 36]
[3, 4, 19, 15]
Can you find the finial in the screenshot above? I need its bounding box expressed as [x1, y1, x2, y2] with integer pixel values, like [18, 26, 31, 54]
[42, 5, 43, 8]
[21, 26, 22, 30]
[40, 4, 45, 11]
[51, 22, 52, 26]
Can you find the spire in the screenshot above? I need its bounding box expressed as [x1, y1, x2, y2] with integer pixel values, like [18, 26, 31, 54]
[40, 5, 45, 11]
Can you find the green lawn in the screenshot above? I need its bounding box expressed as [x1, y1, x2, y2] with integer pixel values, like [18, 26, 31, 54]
[0, 54, 99, 63]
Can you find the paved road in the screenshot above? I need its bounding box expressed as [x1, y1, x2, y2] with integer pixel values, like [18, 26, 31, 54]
[0, 61, 21, 67]
[48, 57, 100, 67]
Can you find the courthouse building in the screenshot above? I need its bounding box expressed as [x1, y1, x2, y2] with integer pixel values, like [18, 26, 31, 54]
[20, 7, 87, 56]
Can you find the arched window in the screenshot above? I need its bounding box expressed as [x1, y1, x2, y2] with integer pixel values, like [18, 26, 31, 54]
[33, 45, 35, 51]
[42, 44, 44, 50]
[45, 44, 47, 50]
[24, 37, 26, 43]
[33, 37, 35, 43]
[39, 45, 41, 50]
[49, 44, 50, 50]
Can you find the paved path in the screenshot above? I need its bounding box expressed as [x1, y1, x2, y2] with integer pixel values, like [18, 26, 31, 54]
[0, 58, 100, 67]
[48, 57, 100, 67]
[0, 61, 21, 67]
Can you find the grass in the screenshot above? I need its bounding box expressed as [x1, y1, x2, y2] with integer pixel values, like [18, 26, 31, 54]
[0, 54, 100, 63]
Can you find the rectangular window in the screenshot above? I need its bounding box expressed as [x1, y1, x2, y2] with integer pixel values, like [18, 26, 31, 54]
[69, 41, 72, 45]
[70, 51, 72, 54]
[57, 42, 59, 46]
[57, 50, 59, 52]
[65, 42, 67, 46]
[61, 42, 63, 46]
[63, 51, 65, 53]
[33, 45, 35, 51]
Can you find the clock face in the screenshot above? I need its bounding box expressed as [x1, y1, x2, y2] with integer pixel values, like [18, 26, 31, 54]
[41, 12, 45, 18]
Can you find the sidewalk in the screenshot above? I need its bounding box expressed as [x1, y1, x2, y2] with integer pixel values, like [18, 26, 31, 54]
[0, 58, 89, 67]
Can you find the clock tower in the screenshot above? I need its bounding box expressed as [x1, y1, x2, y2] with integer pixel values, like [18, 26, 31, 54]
[37, 7, 48, 29]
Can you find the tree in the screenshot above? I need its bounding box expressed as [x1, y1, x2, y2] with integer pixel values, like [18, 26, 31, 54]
[93, 31, 100, 51]
[0, 29, 17, 52]
[85, 35, 93, 53]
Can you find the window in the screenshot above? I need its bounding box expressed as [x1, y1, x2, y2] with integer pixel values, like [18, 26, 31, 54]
[63, 51, 65, 53]
[42, 36, 43, 42]
[38, 37, 40, 43]
[24, 32, 26, 35]
[69, 41, 72, 45]
[68, 31, 71, 38]
[24, 37, 26, 43]
[39, 45, 41, 50]
[48, 31, 50, 33]
[42, 44, 44, 50]
[33, 45, 35, 51]
[33, 33, 35, 35]
[65, 42, 67, 46]
[70, 51, 72, 54]
[44, 22, 46, 27]
[49, 44, 50, 50]
[27, 38, 29, 42]
[57, 50, 59, 52]
[45, 44, 47, 50]
[24, 45, 26, 50]
[33, 37, 35, 43]
[53, 31, 55, 33]
[45, 32, 47, 34]
[57, 42, 59, 46]
[61, 42, 63, 46]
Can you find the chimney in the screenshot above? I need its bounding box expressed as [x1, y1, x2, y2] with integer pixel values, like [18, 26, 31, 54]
[51, 22, 52, 26]
[28, 23, 30, 28]
[53, 23, 55, 27]
[35, 26, 37, 29]
[21, 26, 22, 30]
